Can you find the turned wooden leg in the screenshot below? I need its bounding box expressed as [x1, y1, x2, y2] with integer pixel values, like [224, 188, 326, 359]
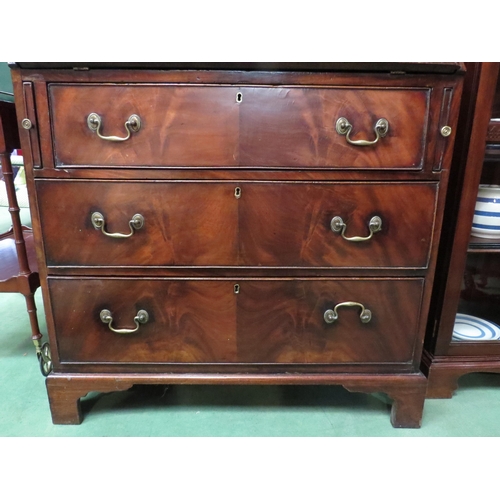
[23, 292, 42, 344]
[46, 375, 134, 424]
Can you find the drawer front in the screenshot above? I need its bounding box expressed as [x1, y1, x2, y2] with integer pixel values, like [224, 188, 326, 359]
[50, 278, 423, 364]
[49, 85, 240, 168]
[49, 84, 429, 169]
[239, 87, 429, 169]
[239, 182, 437, 269]
[236, 279, 424, 364]
[38, 181, 437, 269]
[37, 180, 238, 267]
[50, 279, 237, 364]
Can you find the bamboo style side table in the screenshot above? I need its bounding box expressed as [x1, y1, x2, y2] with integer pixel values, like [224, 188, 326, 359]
[0, 99, 51, 375]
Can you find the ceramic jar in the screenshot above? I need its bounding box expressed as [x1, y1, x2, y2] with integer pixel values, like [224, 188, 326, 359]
[472, 185, 500, 238]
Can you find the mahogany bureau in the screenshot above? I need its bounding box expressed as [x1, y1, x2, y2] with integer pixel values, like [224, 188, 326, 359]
[10, 62, 464, 427]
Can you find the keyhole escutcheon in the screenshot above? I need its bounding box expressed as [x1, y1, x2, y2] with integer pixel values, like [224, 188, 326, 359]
[234, 187, 241, 199]
[236, 92, 243, 104]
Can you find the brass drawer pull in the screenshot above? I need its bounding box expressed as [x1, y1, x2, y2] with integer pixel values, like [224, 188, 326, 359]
[324, 302, 372, 324]
[336, 117, 389, 147]
[330, 215, 382, 242]
[91, 212, 144, 239]
[87, 112, 141, 142]
[100, 309, 149, 334]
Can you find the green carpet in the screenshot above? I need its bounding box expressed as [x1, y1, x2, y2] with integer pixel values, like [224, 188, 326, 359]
[1, 207, 500, 436]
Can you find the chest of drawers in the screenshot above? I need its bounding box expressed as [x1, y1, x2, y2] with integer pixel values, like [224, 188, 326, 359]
[11, 63, 464, 427]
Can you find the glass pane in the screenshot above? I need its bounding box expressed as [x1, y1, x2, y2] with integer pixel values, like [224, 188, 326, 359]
[458, 253, 500, 341]
[454, 112, 500, 341]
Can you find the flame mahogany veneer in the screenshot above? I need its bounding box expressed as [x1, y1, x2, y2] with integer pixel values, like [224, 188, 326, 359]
[10, 63, 464, 427]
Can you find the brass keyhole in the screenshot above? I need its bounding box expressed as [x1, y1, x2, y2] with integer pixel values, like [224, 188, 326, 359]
[234, 187, 241, 199]
[236, 92, 243, 104]
[234, 284, 240, 294]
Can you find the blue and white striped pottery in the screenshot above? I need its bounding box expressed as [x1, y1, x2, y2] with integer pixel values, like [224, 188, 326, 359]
[453, 313, 500, 341]
[471, 185, 500, 239]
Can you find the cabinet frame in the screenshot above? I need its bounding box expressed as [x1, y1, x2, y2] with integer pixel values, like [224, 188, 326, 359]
[423, 62, 500, 398]
[11, 63, 464, 426]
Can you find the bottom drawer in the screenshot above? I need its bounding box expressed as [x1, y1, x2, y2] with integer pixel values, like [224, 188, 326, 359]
[49, 278, 424, 365]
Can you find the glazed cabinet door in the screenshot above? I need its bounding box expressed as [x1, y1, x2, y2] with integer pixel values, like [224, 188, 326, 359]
[436, 65, 500, 356]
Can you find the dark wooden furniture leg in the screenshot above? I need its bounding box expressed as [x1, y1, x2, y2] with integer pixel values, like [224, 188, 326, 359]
[46, 372, 427, 427]
[46, 375, 134, 424]
[344, 373, 427, 428]
[426, 365, 462, 398]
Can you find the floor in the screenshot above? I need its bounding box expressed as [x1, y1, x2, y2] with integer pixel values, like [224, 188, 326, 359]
[1, 207, 500, 437]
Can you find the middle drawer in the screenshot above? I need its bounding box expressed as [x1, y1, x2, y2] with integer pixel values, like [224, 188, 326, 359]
[37, 180, 438, 269]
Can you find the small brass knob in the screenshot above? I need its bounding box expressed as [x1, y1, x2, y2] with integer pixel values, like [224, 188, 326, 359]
[441, 126, 452, 137]
[21, 118, 33, 130]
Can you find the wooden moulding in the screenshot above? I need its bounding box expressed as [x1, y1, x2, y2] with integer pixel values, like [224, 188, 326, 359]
[46, 372, 427, 428]
[10, 62, 466, 74]
[422, 351, 500, 398]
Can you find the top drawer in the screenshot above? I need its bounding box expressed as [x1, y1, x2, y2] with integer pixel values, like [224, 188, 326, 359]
[48, 84, 430, 170]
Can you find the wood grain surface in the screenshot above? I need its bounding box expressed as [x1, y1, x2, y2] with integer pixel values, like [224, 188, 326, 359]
[36, 180, 437, 268]
[238, 182, 437, 268]
[49, 84, 429, 169]
[49, 278, 237, 363]
[239, 87, 428, 169]
[36, 180, 238, 267]
[9, 64, 465, 427]
[49, 277, 423, 365]
[236, 279, 424, 364]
